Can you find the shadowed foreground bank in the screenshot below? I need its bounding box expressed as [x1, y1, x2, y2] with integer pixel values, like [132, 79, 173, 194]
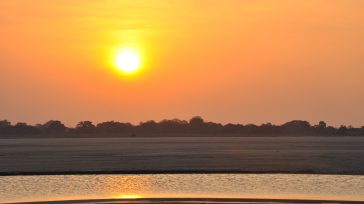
[14, 198, 364, 204]
[0, 137, 363, 175]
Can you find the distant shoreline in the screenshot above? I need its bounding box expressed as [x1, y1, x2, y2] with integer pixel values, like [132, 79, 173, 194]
[2, 118, 364, 137]
[1, 133, 364, 139]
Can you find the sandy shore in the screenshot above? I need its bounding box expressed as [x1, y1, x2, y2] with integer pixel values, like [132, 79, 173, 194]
[0, 136, 363, 175]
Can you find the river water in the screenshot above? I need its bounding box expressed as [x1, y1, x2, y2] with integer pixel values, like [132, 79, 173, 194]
[0, 174, 363, 203]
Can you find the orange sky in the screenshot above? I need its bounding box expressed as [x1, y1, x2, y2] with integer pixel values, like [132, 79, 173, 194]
[1, 0, 364, 126]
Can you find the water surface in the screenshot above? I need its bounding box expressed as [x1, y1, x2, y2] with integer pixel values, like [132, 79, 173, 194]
[1, 174, 363, 203]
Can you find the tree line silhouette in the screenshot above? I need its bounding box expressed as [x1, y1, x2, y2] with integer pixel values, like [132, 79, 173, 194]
[0, 116, 363, 136]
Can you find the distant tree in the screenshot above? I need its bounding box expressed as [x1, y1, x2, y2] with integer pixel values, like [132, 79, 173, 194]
[325, 126, 337, 135]
[96, 121, 133, 133]
[313, 121, 328, 135]
[337, 125, 348, 135]
[0, 120, 11, 127]
[259, 123, 280, 135]
[244, 124, 260, 134]
[318, 121, 327, 129]
[13, 122, 40, 134]
[158, 119, 188, 132]
[223, 123, 243, 133]
[138, 120, 158, 132]
[283, 120, 311, 128]
[75, 121, 96, 133]
[0, 120, 12, 134]
[189, 116, 205, 132]
[204, 122, 223, 133]
[42, 120, 66, 134]
[189, 116, 204, 126]
[282, 120, 312, 135]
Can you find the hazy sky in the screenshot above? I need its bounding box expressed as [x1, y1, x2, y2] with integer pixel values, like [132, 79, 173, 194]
[1, 0, 364, 126]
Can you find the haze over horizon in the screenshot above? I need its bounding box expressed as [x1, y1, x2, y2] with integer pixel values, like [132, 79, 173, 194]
[1, 0, 364, 127]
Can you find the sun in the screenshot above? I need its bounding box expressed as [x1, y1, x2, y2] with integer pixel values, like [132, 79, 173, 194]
[115, 49, 141, 74]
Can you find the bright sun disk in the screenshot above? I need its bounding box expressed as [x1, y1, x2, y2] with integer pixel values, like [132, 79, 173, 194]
[115, 49, 141, 74]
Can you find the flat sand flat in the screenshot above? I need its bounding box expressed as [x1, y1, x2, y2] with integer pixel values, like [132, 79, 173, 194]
[1, 137, 364, 175]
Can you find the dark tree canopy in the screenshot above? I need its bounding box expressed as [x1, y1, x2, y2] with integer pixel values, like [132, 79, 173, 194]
[75, 121, 96, 133]
[0, 117, 363, 137]
[96, 121, 133, 133]
[42, 120, 66, 134]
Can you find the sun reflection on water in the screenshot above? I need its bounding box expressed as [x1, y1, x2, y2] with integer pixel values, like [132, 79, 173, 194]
[1, 174, 364, 203]
[113, 194, 142, 199]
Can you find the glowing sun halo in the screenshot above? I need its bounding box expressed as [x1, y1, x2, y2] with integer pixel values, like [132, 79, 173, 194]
[115, 49, 141, 74]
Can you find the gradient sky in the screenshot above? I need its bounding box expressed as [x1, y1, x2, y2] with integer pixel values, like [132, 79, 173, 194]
[1, 0, 364, 127]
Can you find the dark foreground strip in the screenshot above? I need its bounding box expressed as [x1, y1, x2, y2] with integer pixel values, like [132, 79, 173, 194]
[10, 198, 364, 204]
[1, 169, 364, 176]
